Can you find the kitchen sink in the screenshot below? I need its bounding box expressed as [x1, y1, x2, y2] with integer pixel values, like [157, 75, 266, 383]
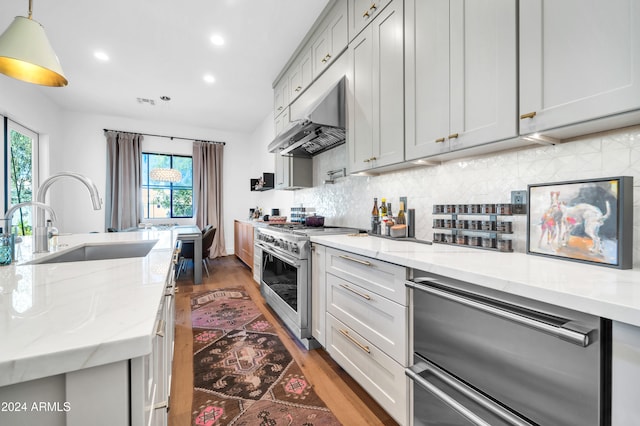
[26, 240, 158, 264]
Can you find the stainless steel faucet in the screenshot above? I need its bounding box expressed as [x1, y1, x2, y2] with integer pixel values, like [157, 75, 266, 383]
[3, 201, 58, 255]
[34, 172, 102, 253]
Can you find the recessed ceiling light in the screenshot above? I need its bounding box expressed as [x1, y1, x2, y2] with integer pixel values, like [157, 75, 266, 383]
[210, 34, 225, 46]
[203, 74, 215, 84]
[94, 51, 109, 61]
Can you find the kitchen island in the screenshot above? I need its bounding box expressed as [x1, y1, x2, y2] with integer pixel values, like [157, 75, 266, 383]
[310, 233, 640, 426]
[0, 227, 192, 425]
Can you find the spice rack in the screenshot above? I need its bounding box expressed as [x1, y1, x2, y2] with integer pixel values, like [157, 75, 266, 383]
[432, 203, 514, 252]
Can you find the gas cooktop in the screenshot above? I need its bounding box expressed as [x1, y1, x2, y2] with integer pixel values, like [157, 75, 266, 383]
[267, 224, 360, 236]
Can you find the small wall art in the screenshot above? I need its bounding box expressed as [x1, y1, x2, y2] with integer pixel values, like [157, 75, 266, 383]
[527, 176, 633, 269]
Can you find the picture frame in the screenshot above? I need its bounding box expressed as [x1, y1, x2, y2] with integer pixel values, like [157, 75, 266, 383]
[527, 176, 633, 269]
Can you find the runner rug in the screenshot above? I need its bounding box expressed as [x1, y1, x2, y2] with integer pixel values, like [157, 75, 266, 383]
[191, 288, 342, 426]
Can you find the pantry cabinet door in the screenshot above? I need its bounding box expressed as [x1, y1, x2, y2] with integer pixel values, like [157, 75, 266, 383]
[371, 1, 405, 169]
[448, 0, 517, 151]
[520, 0, 640, 135]
[347, 25, 375, 173]
[404, 0, 451, 160]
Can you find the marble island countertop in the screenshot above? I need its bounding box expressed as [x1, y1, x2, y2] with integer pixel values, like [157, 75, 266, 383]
[310, 234, 640, 327]
[0, 227, 194, 387]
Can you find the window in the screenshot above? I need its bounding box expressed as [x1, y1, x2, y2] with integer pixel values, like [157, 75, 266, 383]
[5, 120, 38, 236]
[141, 153, 193, 218]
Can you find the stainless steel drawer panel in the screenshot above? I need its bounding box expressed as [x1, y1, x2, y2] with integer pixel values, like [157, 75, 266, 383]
[411, 281, 603, 426]
[408, 355, 525, 426]
[327, 273, 408, 364]
[326, 247, 407, 305]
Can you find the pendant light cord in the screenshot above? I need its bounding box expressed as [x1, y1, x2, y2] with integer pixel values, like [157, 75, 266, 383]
[28, 0, 33, 19]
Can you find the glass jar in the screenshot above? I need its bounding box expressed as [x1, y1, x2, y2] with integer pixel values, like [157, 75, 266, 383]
[0, 233, 13, 266]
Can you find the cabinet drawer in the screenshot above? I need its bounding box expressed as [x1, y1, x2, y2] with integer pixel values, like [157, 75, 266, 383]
[326, 247, 407, 305]
[326, 314, 408, 426]
[327, 273, 407, 364]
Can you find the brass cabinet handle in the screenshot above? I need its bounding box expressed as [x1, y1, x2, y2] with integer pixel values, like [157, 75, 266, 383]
[156, 319, 165, 337]
[339, 254, 373, 266]
[294, 86, 302, 92]
[340, 329, 371, 354]
[370, 3, 378, 11]
[363, 10, 370, 18]
[340, 283, 372, 301]
[520, 111, 537, 120]
[277, 106, 283, 111]
[448, 133, 459, 139]
[435, 137, 445, 143]
[369, 156, 377, 161]
[363, 158, 370, 163]
[321, 54, 331, 63]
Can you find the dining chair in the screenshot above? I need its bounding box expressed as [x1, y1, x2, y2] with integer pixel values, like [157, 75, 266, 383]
[177, 226, 217, 278]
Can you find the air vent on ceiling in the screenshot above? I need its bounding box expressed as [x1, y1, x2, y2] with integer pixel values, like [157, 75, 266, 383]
[136, 97, 156, 106]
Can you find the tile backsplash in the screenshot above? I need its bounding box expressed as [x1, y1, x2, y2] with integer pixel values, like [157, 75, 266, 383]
[293, 125, 640, 268]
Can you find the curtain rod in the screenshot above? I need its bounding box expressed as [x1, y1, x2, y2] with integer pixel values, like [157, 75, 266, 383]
[103, 128, 226, 145]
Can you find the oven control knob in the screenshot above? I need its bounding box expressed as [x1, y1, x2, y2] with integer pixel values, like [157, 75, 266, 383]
[291, 244, 299, 254]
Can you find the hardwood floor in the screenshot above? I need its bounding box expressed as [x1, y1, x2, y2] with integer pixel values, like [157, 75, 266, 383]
[168, 255, 399, 426]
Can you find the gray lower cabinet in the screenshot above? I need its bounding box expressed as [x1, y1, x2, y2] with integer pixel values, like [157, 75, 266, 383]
[612, 321, 640, 426]
[322, 246, 409, 425]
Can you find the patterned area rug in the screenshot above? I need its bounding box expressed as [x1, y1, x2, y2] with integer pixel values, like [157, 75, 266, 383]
[191, 289, 342, 426]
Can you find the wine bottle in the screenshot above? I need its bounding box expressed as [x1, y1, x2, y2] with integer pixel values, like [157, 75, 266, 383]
[380, 198, 388, 234]
[397, 201, 406, 225]
[371, 198, 380, 233]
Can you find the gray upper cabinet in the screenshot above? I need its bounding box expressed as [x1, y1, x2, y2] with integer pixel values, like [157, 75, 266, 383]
[288, 47, 313, 102]
[312, 1, 349, 79]
[348, 0, 404, 174]
[273, 78, 289, 119]
[519, 0, 640, 136]
[275, 154, 312, 190]
[405, 0, 518, 161]
[348, 0, 393, 41]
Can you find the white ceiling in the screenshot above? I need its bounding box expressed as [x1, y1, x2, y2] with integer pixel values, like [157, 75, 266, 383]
[0, 0, 330, 133]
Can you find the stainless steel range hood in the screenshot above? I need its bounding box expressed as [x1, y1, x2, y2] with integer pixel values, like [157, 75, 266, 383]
[268, 77, 345, 158]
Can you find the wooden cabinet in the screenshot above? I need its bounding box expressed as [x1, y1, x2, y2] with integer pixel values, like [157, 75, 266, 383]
[405, 0, 518, 161]
[288, 47, 313, 102]
[349, 0, 393, 41]
[311, 244, 326, 346]
[274, 153, 312, 190]
[347, 1, 404, 174]
[312, 0, 348, 78]
[233, 220, 254, 269]
[324, 247, 408, 425]
[519, 0, 640, 136]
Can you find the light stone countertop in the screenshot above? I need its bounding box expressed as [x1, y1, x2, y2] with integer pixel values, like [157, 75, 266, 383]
[0, 227, 195, 387]
[310, 234, 640, 327]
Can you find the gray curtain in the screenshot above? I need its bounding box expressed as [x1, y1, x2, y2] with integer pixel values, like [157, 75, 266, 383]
[105, 131, 143, 230]
[193, 141, 225, 258]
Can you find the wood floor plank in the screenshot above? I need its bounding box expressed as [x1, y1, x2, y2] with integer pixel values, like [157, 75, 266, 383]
[168, 255, 399, 426]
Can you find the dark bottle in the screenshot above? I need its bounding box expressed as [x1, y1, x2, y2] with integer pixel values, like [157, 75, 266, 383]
[371, 198, 380, 233]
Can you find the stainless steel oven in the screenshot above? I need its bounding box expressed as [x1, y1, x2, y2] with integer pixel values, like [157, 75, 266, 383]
[406, 271, 611, 426]
[256, 224, 358, 349]
[260, 240, 311, 344]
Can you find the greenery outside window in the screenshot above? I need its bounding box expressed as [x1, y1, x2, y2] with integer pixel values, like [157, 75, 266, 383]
[141, 153, 193, 218]
[6, 121, 38, 236]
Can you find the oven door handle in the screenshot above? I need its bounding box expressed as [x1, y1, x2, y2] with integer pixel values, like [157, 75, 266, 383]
[406, 358, 534, 426]
[258, 243, 302, 268]
[406, 279, 592, 347]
